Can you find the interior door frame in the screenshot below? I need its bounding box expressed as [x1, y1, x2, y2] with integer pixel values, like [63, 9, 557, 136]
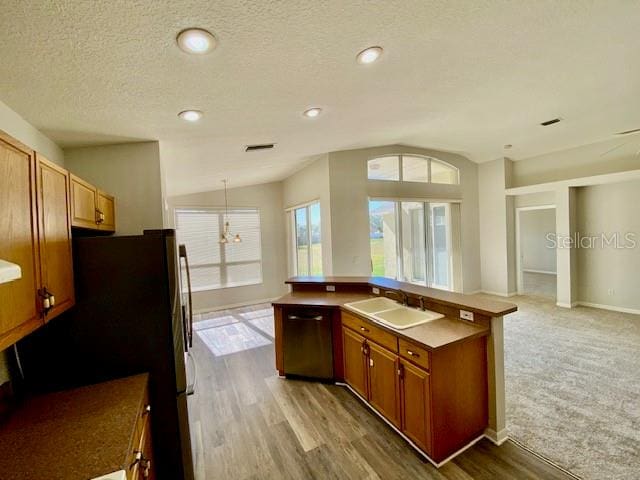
[515, 204, 556, 295]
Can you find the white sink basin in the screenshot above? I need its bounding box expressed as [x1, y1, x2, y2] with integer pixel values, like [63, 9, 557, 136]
[344, 297, 444, 330]
[374, 307, 443, 329]
[344, 297, 400, 314]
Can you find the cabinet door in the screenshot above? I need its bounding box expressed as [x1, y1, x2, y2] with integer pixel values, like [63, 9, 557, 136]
[70, 174, 98, 229]
[400, 358, 432, 455]
[368, 341, 401, 428]
[0, 136, 42, 350]
[36, 155, 75, 320]
[342, 326, 368, 398]
[96, 190, 115, 232]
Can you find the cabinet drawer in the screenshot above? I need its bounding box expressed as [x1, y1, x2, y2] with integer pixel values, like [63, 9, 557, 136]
[398, 338, 430, 371]
[342, 311, 397, 352]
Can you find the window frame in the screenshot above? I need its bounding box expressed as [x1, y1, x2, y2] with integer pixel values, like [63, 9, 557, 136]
[287, 200, 322, 277]
[174, 206, 264, 292]
[367, 154, 459, 185]
[368, 197, 457, 290]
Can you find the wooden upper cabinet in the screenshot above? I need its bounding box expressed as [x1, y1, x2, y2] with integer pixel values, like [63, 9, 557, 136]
[0, 135, 43, 350]
[36, 155, 75, 320]
[96, 190, 115, 232]
[367, 341, 401, 428]
[70, 175, 116, 232]
[70, 174, 98, 229]
[400, 358, 432, 455]
[342, 326, 368, 399]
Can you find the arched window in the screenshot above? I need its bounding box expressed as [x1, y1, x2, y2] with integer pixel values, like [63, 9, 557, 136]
[367, 154, 459, 185]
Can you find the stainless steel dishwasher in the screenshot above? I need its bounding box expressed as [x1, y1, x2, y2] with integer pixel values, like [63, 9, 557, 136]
[283, 308, 334, 380]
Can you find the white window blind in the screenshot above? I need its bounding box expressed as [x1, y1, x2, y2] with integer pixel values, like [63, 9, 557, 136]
[175, 208, 263, 291]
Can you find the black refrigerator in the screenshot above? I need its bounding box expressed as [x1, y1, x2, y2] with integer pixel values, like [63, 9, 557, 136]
[17, 229, 195, 480]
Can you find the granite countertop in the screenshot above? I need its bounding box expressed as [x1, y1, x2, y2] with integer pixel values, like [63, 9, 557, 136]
[0, 373, 148, 480]
[273, 292, 490, 350]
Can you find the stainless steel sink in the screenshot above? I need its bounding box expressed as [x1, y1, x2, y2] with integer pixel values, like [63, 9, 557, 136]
[344, 298, 444, 330]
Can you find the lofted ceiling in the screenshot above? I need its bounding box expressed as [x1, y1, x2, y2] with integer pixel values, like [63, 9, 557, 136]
[1, 1, 639, 196]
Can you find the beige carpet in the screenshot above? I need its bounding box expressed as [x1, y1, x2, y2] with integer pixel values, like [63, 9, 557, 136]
[498, 294, 640, 480]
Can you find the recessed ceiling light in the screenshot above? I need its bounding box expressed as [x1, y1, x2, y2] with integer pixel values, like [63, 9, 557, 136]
[303, 107, 322, 118]
[356, 46, 383, 64]
[178, 110, 203, 122]
[176, 28, 216, 54]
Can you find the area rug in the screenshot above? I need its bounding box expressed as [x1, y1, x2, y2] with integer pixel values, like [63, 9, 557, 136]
[497, 295, 640, 480]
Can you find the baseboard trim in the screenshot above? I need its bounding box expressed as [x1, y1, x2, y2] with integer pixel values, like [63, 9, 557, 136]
[522, 269, 557, 275]
[337, 382, 486, 468]
[483, 427, 509, 446]
[193, 297, 280, 314]
[576, 301, 640, 315]
[556, 301, 579, 308]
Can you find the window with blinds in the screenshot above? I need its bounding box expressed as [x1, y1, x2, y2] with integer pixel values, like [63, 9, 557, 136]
[175, 208, 263, 291]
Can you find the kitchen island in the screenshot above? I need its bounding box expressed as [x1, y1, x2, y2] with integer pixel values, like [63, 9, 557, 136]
[273, 276, 516, 466]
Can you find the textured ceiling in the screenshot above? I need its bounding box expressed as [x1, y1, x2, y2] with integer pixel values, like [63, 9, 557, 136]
[1, 1, 639, 196]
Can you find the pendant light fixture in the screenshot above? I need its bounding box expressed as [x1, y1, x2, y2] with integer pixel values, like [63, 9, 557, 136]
[219, 180, 242, 244]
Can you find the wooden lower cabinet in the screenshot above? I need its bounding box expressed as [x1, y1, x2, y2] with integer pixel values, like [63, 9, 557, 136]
[399, 358, 432, 455]
[368, 341, 401, 428]
[342, 326, 368, 398]
[342, 313, 488, 464]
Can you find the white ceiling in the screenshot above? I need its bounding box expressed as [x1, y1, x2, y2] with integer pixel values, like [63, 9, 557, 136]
[1, 1, 639, 196]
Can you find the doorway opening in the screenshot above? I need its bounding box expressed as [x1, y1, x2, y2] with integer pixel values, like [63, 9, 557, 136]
[515, 205, 556, 300]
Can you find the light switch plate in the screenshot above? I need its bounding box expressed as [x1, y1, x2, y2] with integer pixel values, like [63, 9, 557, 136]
[325, 285, 336, 292]
[372, 287, 380, 295]
[460, 310, 474, 322]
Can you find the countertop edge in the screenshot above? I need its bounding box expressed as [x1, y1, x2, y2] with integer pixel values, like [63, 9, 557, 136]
[284, 276, 517, 317]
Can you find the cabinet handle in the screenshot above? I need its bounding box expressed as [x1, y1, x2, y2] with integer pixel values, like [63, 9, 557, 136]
[143, 404, 151, 415]
[369, 358, 374, 368]
[288, 315, 323, 321]
[407, 350, 419, 358]
[141, 458, 151, 478]
[131, 451, 143, 468]
[398, 364, 404, 378]
[360, 326, 369, 333]
[39, 288, 54, 314]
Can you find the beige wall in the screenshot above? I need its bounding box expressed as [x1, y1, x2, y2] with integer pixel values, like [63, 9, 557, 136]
[64, 142, 163, 235]
[283, 144, 482, 292]
[510, 135, 640, 188]
[479, 158, 514, 296]
[0, 99, 64, 166]
[576, 181, 640, 311]
[520, 209, 556, 273]
[166, 181, 288, 311]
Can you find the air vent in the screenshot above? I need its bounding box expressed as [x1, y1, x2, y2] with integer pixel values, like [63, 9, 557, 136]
[540, 118, 561, 126]
[615, 127, 640, 136]
[245, 143, 275, 152]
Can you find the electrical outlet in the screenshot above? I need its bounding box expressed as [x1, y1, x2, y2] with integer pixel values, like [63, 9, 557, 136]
[460, 310, 474, 322]
[372, 287, 380, 295]
[325, 285, 336, 292]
